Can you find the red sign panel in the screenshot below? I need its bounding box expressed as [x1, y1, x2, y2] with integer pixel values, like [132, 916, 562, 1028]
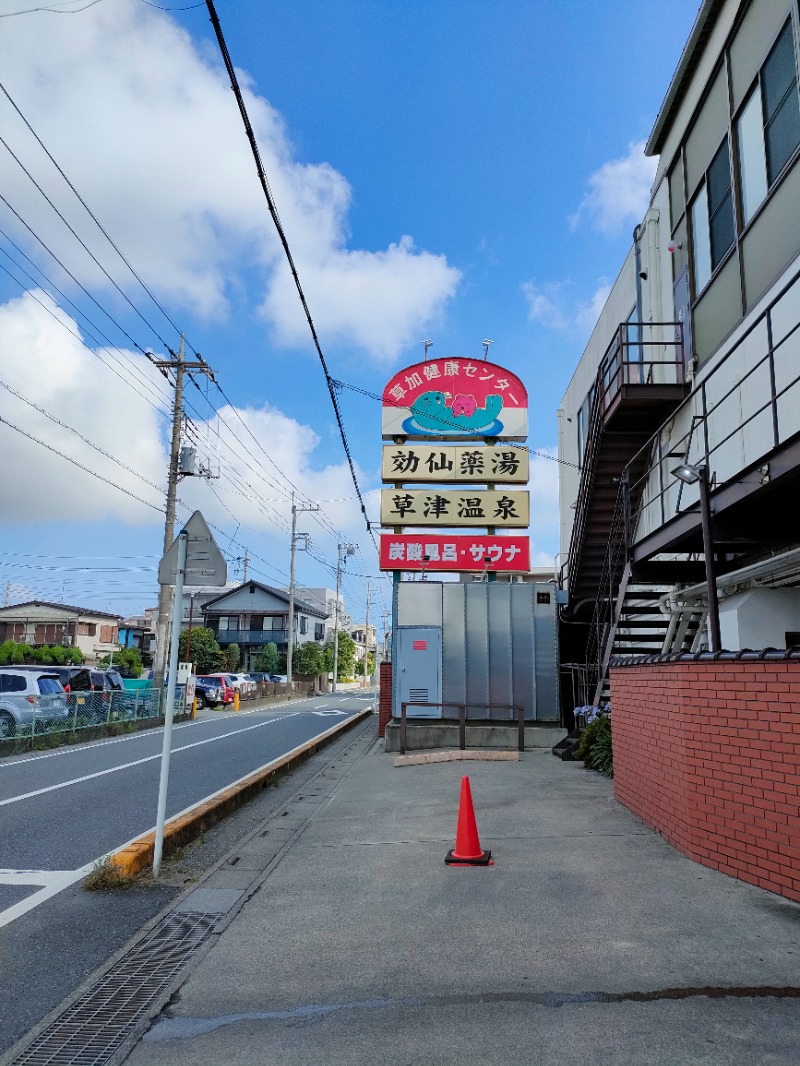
[381, 358, 528, 440]
[413, 640, 428, 650]
[380, 533, 530, 572]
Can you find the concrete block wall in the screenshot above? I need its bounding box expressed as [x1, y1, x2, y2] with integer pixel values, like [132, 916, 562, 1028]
[378, 661, 392, 737]
[611, 658, 800, 903]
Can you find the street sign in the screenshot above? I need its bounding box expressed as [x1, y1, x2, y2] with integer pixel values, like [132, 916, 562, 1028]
[157, 511, 227, 587]
[382, 444, 528, 484]
[380, 533, 530, 572]
[380, 488, 529, 528]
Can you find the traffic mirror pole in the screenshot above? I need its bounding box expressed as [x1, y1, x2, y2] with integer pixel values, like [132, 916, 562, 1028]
[153, 531, 187, 877]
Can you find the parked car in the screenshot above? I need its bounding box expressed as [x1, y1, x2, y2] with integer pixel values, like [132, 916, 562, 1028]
[230, 672, 257, 698]
[194, 676, 225, 709]
[0, 667, 70, 739]
[207, 672, 253, 699]
[270, 674, 288, 683]
[198, 674, 235, 706]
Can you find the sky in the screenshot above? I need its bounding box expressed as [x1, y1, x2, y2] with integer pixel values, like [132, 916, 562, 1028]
[0, 0, 702, 631]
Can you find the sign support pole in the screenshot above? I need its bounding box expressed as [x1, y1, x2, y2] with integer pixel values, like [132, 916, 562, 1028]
[153, 531, 187, 877]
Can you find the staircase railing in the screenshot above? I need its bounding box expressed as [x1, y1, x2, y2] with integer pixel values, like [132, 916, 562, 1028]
[564, 322, 684, 592]
[585, 475, 631, 702]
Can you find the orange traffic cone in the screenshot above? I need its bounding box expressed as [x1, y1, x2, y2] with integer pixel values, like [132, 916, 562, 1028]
[445, 775, 493, 866]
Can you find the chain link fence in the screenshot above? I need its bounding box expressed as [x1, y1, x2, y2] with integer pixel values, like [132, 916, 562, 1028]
[0, 687, 185, 741]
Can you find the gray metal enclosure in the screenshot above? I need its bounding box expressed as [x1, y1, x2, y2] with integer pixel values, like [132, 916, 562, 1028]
[394, 581, 559, 721]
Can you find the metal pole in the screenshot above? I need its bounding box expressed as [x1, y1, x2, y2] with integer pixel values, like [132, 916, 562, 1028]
[698, 466, 722, 653]
[153, 335, 185, 697]
[363, 581, 371, 687]
[153, 532, 187, 877]
[332, 543, 342, 693]
[287, 496, 297, 684]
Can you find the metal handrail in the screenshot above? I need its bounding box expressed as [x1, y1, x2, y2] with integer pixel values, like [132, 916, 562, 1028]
[624, 264, 800, 540]
[564, 321, 684, 588]
[399, 702, 525, 754]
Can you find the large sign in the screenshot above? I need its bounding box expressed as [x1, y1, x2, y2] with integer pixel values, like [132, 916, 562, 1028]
[382, 444, 528, 484]
[380, 489, 529, 528]
[380, 533, 530, 571]
[382, 358, 528, 440]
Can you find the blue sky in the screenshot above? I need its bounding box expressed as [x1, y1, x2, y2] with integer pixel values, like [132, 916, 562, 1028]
[0, 0, 701, 627]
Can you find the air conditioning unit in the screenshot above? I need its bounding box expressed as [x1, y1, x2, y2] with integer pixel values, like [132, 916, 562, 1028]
[61, 635, 73, 647]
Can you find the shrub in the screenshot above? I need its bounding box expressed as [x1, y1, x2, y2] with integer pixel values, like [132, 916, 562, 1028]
[575, 715, 613, 778]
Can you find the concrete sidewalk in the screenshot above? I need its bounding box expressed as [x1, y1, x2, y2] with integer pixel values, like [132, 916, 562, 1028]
[119, 727, 800, 1064]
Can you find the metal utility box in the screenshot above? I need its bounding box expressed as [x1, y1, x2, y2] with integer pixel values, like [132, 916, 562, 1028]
[396, 628, 442, 717]
[393, 580, 558, 721]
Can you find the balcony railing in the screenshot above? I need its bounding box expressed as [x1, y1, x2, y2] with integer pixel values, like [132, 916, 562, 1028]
[215, 629, 289, 645]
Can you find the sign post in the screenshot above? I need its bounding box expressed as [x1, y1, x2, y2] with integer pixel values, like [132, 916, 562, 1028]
[153, 511, 226, 877]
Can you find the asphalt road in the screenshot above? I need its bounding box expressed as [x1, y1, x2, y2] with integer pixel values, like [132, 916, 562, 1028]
[0, 689, 375, 1056]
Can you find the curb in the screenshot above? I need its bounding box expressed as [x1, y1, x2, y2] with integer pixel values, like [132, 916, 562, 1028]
[109, 708, 373, 877]
[394, 749, 520, 767]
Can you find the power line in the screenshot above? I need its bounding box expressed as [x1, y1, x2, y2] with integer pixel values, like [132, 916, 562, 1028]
[0, 79, 187, 347]
[0, 373, 168, 496]
[0, 252, 171, 417]
[205, 0, 373, 539]
[0, 413, 165, 513]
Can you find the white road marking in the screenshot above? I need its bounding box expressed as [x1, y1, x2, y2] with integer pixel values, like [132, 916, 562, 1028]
[0, 715, 301, 807]
[0, 866, 95, 929]
[0, 705, 364, 928]
[0, 696, 321, 769]
[0, 869, 75, 886]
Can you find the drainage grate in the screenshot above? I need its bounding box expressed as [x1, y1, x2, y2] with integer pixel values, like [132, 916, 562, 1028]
[13, 912, 218, 1065]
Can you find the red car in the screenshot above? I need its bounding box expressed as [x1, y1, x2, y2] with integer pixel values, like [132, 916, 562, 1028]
[197, 674, 235, 706]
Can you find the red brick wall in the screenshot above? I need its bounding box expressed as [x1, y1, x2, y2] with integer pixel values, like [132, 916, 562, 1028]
[378, 661, 392, 737]
[611, 659, 800, 903]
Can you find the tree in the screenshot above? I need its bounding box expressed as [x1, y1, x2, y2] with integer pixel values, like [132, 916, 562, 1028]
[224, 642, 241, 671]
[254, 642, 279, 674]
[293, 641, 324, 676]
[324, 631, 356, 680]
[178, 626, 222, 674]
[0, 640, 32, 664]
[98, 647, 142, 677]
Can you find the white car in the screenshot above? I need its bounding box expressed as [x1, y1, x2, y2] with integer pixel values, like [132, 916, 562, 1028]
[0, 667, 70, 739]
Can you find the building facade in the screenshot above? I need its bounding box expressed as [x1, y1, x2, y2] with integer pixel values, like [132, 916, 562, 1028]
[201, 581, 328, 670]
[0, 601, 122, 664]
[559, 0, 800, 709]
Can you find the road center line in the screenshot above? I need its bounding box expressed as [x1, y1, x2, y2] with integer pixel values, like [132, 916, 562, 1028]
[0, 714, 304, 808]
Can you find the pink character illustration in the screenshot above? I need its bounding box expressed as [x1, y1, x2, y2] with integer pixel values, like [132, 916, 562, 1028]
[451, 394, 477, 417]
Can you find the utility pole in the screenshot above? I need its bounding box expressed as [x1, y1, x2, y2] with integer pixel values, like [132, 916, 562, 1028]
[363, 580, 371, 687]
[151, 336, 213, 697]
[286, 496, 319, 683]
[242, 547, 249, 582]
[382, 608, 390, 662]
[332, 541, 355, 693]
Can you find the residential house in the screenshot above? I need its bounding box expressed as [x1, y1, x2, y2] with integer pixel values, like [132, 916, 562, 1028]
[0, 601, 122, 664]
[558, 0, 800, 712]
[202, 581, 328, 670]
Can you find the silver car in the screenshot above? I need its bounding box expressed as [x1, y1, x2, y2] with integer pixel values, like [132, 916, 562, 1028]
[0, 667, 71, 739]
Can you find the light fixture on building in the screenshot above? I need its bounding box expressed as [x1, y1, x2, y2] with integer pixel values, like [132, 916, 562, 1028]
[671, 461, 721, 652]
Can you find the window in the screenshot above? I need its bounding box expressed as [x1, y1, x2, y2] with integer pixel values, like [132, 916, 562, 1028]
[691, 136, 734, 292]
[299, 616, 308, 635]
[0, 673, 25, 692]
[217, 616, 233, 631]
[315, 623, 325, 641]
[100, 625, 115, 643]
[738, 21, 800, 224]
[576, 384, 595, 467]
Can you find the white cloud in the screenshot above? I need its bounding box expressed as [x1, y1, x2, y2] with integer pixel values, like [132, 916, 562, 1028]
[576, 279, 612, 335]
[570, 141, 657, 236]
[521, 281, 568, 330]
[1, 0, 459, 361]
[0, 293, 373, 543]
